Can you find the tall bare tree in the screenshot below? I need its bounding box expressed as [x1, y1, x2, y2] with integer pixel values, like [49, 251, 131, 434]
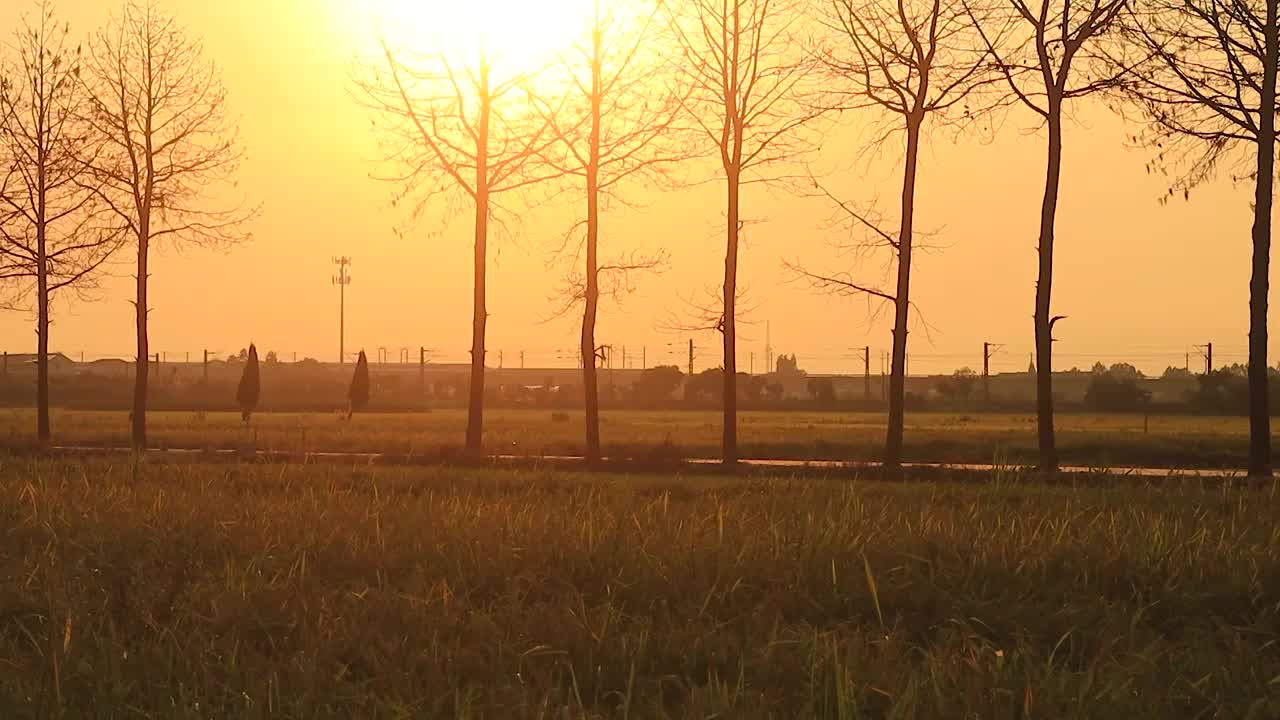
[356, 42, 561, 456]
[539, 0, 681, 464]
[82, 0, 252, 451]
[791, 0, 991, 472]
[966, 0, 1127, 474]
[0, 1, 120, 446]
[1119, 0, 1278, 477]
[664, 0, 816, 465]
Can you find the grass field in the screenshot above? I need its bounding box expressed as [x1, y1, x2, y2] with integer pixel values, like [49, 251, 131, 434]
[0, 408, 1274, 468]
[1, 458, 1278, 717]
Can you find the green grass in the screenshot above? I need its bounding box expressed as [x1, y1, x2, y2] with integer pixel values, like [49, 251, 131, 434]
[0, 407, 1273, 468]
[1, 458, 1278, 717]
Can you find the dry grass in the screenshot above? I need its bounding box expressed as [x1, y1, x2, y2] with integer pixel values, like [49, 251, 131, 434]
[0, 408, 1270, 468]
[1, 457, 1278, 717]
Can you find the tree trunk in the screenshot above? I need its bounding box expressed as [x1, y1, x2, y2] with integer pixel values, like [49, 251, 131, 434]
[582, 23, 603, 465]
[1248, 0, 1277, 479]
[36, 218, 50, 447]
[884, 117, 921, 471]
[722, 166, 740, 466]
[132, 234, 149, 450]
[465, 61, 491, 456]
[1034, 102, 1063, 475]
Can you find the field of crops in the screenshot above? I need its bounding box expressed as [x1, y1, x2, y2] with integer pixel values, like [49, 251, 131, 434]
[0, 408, 1273, 468]
[1, 458, 1276, 717]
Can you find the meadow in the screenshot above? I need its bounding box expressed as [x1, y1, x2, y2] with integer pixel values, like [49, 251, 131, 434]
[0, 408, 1273, 469]
[0, 457, 1277, 717]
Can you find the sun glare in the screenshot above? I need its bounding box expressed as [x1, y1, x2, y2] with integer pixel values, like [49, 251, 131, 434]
[359, 0, 596, 75]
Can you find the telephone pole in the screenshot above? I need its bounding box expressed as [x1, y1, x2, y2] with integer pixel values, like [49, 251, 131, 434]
[688, 338, 695, 378]
[332, 256, 352, 365]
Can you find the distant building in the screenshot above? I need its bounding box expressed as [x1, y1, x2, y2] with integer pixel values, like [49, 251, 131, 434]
[2, 352, 76, 375]
[85, 358, 133, 377]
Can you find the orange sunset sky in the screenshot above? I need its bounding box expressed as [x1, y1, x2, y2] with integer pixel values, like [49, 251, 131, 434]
[0, 0, 1264, 375]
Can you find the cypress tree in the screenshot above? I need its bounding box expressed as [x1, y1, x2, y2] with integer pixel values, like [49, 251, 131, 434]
[348, 349, 370, 419]
[236, 343, 260, 423]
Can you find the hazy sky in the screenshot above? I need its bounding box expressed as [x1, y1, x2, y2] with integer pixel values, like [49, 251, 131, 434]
[0, 0, 1264, 375]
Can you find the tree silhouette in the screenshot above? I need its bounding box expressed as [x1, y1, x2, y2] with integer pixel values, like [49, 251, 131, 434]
[664, 0, 818, 465]
[0, 1, 122, 446]
[355, 35, 563, 457]
[537, 0, 682, 464]
[1119, 0, 1278, 478]
[790, 0, 992, 471]
[236, 343, 259, 423]
[348, 349, 369, 419]
[966, 0, 1128, 474]
[82, 0, 255, 450]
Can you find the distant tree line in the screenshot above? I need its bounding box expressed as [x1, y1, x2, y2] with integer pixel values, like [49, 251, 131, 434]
[4, 357, 1273, 418]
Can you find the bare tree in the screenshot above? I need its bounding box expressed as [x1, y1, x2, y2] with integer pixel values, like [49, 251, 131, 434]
[0, 1, 121, 446]
[82, 0, 253, 451]
[1119, 0, 1277, 477]
[664, 0, 817, 465]
[538, 0, 682, 464]
[355, 41, 562, 457]
[966, 0, 1127, 474]
[792, 0, 991, 472]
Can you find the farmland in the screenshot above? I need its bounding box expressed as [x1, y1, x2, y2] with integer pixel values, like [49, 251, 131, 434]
[0, 408, 1274, 469]
[1, 458, 1277, 717]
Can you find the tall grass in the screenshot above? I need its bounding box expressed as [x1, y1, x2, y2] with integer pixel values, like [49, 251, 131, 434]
[1, 458, 1278, 717]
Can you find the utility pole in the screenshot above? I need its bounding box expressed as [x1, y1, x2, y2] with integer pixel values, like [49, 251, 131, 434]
[983, 342, 1003, 405]
[419, 347, 427, 394]
[642, 346, 646, 370]
[1196, 342, 1213, 375]
[332, 256, 352, 365]
[688, 338, 694, 378]
[764, 321, 773, 373]
[202, 349, 209, 383]
[520, 350, 525, 369]
[881, 350, 889, 400]
[862, 346, 870, 401]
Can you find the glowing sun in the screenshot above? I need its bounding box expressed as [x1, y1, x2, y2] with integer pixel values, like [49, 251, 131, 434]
[358, 0, 596, 75]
